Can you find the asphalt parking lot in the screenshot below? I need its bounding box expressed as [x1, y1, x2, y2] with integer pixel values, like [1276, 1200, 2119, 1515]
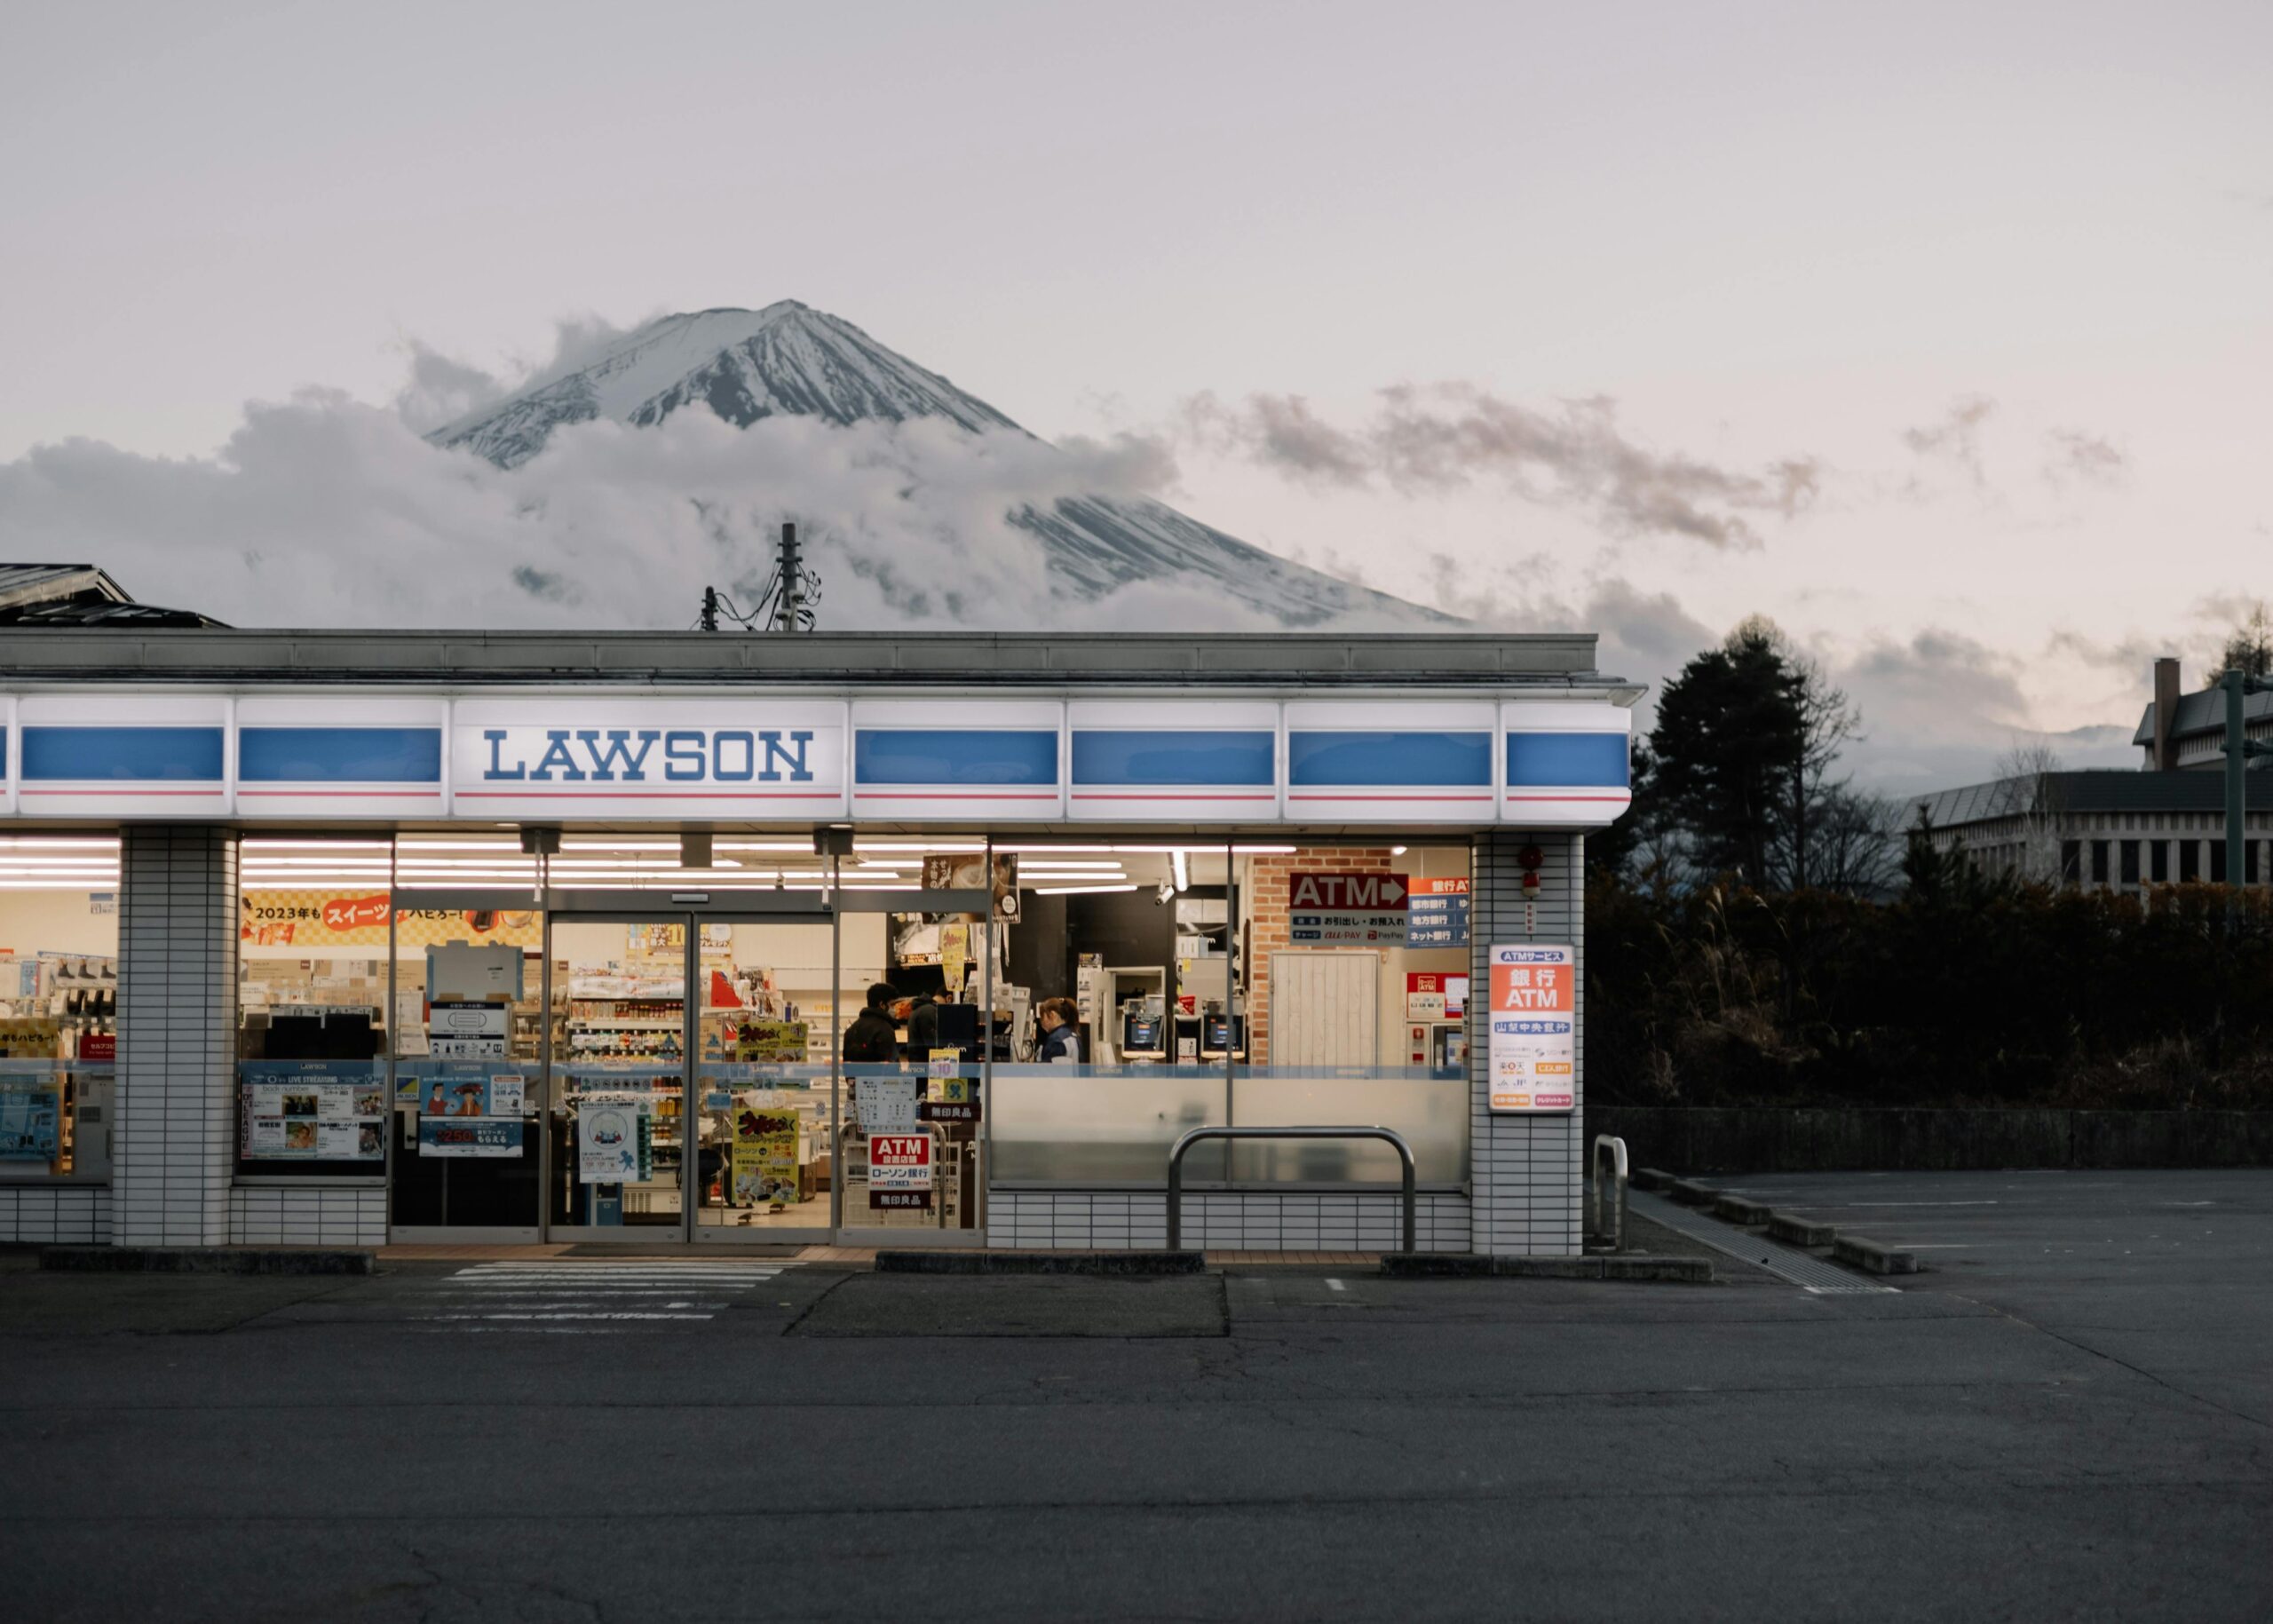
[0, 1170, 2267, 1622]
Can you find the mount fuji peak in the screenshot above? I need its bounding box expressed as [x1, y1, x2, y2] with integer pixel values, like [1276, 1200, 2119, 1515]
[431, 302, 1450, 627]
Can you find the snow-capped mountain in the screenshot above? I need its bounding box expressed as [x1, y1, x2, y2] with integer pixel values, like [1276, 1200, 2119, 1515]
[432, 302, 1448, 626]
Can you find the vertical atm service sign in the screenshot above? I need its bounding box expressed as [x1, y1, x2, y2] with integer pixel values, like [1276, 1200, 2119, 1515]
[1487, 944, 1575, 1112]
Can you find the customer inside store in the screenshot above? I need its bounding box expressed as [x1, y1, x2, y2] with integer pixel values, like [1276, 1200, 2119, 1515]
[842, 982, 902, 1063]
[906, 986, 952, 1053]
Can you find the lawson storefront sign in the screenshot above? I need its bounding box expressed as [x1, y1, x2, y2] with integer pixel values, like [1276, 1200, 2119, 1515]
[0, 693, 1630, 826]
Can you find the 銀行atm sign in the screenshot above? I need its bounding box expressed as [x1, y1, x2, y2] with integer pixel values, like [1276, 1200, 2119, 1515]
[1288, 871, 1409, 946]
[867, 1133, 934, 1210]
[1487, 943, 1575, 1112]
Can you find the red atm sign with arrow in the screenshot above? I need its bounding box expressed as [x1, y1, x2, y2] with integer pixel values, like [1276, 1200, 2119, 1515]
[1288, 872, 1410, 945]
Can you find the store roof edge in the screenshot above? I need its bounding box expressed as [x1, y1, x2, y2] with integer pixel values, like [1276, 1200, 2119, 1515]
[0, 627, 1635, 691]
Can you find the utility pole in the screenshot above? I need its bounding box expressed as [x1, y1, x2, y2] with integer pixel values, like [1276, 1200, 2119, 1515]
[2221, 666, 2273, 917]
[774, 523, 801, 631]
[700, 586, 717, 632]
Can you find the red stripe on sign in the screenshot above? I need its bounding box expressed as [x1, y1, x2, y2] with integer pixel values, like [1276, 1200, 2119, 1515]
[1286, 794, 1493, 802]
[454, 790, 834, 799]
[853, 792, 1060, 800]
[1504, 795, 1630, 802]
[238, 789, 443, 797]
[1069, 793, 1275, 801]
[20, 788, 221, 796]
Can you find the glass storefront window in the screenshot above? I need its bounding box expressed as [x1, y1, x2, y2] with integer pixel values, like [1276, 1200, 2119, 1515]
[987, 838, 1471, 1191]
[0, 836, 118, 1183]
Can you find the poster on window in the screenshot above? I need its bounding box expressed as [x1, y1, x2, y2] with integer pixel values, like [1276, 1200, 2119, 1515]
[730, 1107, 801, 1207]
[239, 1060, 387, 1160]
[411, 1067, 527, 1118]
[731, 1019, 809, 1063]
[577, 1094, 651, 1184]
[1485, 944, 1575, 1112]
[417, 1118, 523, 1158]
[0, 1080, 60, 1161]
[867, 1132, 933, 1209]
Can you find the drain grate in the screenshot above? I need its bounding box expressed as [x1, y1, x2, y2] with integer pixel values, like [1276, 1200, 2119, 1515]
[1628, 1190, 1897, 1294]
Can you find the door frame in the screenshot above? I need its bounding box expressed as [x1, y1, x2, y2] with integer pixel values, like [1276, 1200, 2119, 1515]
[542, 894, 842, 1246]
[386, 882, 993, 1248]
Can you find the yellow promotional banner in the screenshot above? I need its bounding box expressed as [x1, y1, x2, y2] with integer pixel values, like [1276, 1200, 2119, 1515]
[240, 891, 543, 951]
[730, 1107, 801, 1206]
[731, 1019, 810, 1063]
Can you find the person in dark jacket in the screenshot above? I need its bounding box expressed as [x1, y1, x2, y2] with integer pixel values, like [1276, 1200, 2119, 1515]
[907, 988, 951, 1055]
[842, 983, 902, 1065]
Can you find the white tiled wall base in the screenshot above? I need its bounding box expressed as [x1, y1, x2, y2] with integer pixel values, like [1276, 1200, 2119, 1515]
[229, 1187, 388, 1247]
[987, 1190, 1472, 1251]
[113, 828, 240, 1248]
[1469, 833, 1584, 1257]
[0, 1185, 112, 1244]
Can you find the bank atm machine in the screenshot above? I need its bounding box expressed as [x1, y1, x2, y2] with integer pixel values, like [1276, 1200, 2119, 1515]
[1405, 971, 1469, 1070]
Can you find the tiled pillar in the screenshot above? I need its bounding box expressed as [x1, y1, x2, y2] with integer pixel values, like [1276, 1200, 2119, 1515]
[113, 828, 237, 1247]
[1468, 831, 1582, 1257]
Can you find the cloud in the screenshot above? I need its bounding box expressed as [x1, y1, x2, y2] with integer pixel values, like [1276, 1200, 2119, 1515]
[0, 391, 1293, 635]
[2042, 427, 2126, 490]
[390, 342, 507, 434]
[390, 313, 646, 434]
[1899, 394, 1996, 487]
[1180, 384, 1819, 551]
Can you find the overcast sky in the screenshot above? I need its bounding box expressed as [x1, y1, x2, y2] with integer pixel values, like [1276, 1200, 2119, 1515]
[2, 1, 2268, 790]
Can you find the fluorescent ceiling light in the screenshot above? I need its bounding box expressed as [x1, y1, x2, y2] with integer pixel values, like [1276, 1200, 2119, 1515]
[1033, 883, 1140, 896]
[1171, 851, 1189, 891]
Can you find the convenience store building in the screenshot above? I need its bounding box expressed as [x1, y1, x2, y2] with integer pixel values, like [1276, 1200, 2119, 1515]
[0, 628, 1635, 1255]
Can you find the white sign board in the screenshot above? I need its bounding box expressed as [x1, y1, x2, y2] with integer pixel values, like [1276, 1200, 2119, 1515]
[1486, 943, 1575, 1112]
[1288, 871, 1409, 947]
[856, 1075, 919, 1133]
[577, 1095, 645, 1183]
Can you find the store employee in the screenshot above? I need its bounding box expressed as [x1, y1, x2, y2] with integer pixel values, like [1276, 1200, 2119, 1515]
[1036, 997, 1081, 1064]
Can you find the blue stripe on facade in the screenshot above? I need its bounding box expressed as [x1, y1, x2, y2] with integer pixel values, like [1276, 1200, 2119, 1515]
[1070, 730, 1273, 787]
[1286, 731, 1492, 788]
[20, 726, 225, 782]
[238, 726, 443, 784]
[1506, 732, 1628, 789]
[854, 729, 1058, 787]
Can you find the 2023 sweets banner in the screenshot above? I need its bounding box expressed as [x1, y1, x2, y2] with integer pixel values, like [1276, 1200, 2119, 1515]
[1486, 944, 1575, 1112]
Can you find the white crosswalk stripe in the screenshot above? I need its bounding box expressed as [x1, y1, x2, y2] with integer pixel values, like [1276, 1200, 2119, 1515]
[408, 1259, 798, 1333]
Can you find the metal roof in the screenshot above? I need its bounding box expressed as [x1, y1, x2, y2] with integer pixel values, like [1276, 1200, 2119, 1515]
[2132, 688, 2273, 746]
[0, 628, 1637, 693]
[1916, 768, 2273, 828]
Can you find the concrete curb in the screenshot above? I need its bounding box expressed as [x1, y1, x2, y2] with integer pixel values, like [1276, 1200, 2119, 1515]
[1832, 1235, 1921, 1275]
[1768, 1214, 1837, 1248]
[873, 1250, 1205, 1276]
[1380, 1253, 1713, 1283]
[40, 1246, 374, 1275]
[1631, 1167, 1676, 1192]
[1712, 1194, 1772, 1227]
[1669, 1178, 1718, 1207]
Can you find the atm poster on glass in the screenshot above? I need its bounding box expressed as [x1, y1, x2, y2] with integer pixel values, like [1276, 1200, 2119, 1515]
[867, 1133, 934, 1210]
[1486, 943, 1576, 1112]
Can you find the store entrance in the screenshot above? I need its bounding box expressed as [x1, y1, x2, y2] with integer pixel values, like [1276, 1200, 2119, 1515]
[544, 902, 839, 1246]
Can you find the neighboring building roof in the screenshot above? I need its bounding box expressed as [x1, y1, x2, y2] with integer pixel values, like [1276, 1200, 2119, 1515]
[0, 564, 131, 614]
[0, 629, 1630, 691]
[0, 562, 227, 629]
[1916, 768, 2273, 830]
[2132, 688, 2273, 747]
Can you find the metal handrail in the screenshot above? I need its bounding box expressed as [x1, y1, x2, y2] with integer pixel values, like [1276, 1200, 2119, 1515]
[1166, 1125, 1417, 1254]
[1590, 1135, 1628, 1252]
